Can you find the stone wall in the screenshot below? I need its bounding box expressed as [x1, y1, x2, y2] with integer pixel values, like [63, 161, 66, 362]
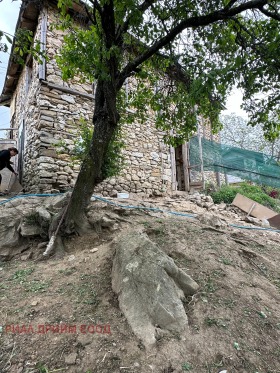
[94, 119, 172, 197]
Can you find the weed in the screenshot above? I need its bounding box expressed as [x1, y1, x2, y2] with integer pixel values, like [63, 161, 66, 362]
[204, 359, 223, 372]
[36, 362, 66, 372]
[272, 278, 280, 290]
[70, 274, 100, 306]
[219, 298, 237, 309]
[11, 268, 34, 282]
[0, 283, 9, 290]
[141, 221, 151, 228]
[182, 362, 192, 371]
[219, 257, 232, 265]
[24, 280, 51, 293]
[212, 269, 225, 278]
[58, 267, 77, 276]
[203, 278, 217, 294]
[13, 307, 26, 314]
[205, 317, 228, 328]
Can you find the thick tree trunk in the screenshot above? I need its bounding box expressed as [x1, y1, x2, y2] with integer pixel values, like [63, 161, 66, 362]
[62, 80, 118, 234]
[59, 1, 121, 236]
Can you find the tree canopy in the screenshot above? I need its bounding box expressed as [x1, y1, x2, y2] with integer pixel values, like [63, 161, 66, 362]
[57, 0, 280, 141]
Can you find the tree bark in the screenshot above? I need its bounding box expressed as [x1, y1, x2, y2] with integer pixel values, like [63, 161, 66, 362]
[63, 79, 118, 234]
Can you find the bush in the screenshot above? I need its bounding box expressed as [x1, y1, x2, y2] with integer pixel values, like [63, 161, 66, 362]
[209, 182, 280, 212]
[209, 185, 238, 204]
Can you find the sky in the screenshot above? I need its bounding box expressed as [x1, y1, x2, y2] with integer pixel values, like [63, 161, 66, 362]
[0, 0, 21, 138]
[0, 0, 247, 139]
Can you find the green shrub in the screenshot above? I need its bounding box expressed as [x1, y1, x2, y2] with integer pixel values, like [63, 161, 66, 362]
[209, 182, 280, 212]
[210, 185, 237, 204]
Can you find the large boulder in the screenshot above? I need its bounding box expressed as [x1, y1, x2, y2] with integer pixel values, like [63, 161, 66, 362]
[112, 230, 199, 347]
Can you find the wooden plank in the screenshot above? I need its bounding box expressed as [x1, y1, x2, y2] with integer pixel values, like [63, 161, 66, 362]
[197, 122, 205, 189]
[232, 193, 277, 219]
[182, 142, 190, 192]
[169, 145, 177, 191]
[39, 13, 47, 81]
[41, 81, 94, 100]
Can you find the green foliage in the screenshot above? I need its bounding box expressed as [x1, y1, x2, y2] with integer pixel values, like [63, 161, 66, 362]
[72, 118, 94, 160]
[210, 182, 280, 212]
[0, 27, 47, 64]
[182, 362, 193, 371]
[102, 127, 126, 179]
[210, 185, 237, 204]
[0, 31, 11, 53]
[13, 29, 46, 64]
[55, 0, 280, 144]
[63, 119, 125, 179]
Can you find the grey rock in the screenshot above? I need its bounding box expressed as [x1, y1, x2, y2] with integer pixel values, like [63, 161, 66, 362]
[112, 230, 199, 347]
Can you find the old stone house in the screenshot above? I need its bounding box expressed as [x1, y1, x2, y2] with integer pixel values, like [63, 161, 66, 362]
[0, 0, 221, 196]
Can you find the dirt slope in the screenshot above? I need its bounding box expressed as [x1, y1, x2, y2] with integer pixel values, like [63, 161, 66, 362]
[0, 196, 280, 373]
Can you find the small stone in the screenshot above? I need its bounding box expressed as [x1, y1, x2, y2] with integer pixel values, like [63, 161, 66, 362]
[68, 255, 75, 261]
[90, 248, 99, 253]
[65, 352, 77, 365]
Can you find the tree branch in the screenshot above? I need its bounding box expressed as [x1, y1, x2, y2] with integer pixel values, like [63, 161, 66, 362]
[78, 0, 96, 25]
[258, 6, 280, 21]
[118, 0, 269, 87]
[116, 0, 156, 44]
[224, 0, 239, 10]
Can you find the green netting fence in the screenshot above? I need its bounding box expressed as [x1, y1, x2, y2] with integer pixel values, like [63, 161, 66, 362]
[189, 136, 280, 188]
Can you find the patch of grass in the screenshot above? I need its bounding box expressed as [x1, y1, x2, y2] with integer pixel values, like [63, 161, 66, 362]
[13, 306, 26, 314]
[0, 283, 9, 290]
[141, 221, 152, 228]
[203, 277, 217, 294]
[212, 269, 226, 278]
[24, 280, 51, 293]
[219, 257, 232, 265]
[35, 363, 66, 373]
[70, 274, 100, 306]
[243, 307, 253, 317]
[11, 268, 35, 283]
[182, 362, 192, 371]
[205, 317, 229, 328]
[58, 267, 77, 276]
[204, 359, 224, 372]
[218, 298, 237, 309]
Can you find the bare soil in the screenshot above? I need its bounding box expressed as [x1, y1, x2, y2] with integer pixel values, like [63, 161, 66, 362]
[0, 197, 280, 373]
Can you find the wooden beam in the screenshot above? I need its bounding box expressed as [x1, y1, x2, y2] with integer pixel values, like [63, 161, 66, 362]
[182, 142, 190, 192]
[41, 81, 94, 100]
[170, 145, 177, 191]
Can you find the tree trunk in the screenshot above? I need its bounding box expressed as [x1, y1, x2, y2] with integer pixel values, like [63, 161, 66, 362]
[62, 80, 118, 234]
